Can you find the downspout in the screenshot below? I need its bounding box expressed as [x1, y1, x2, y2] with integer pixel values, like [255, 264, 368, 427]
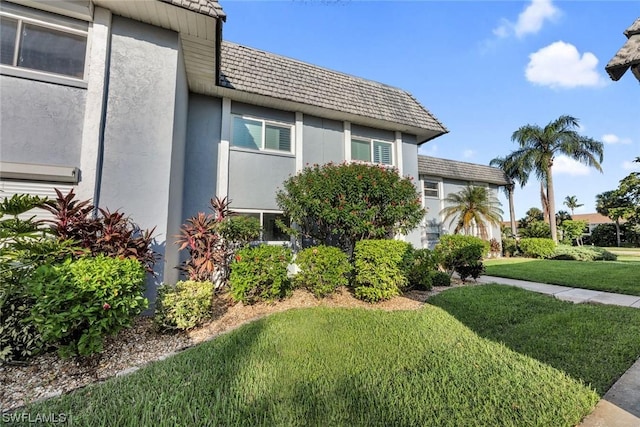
[92, 22, 112, 216]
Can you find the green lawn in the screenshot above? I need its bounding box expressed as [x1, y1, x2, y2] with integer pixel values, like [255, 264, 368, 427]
[484, 257, 640, 296]
[429, 285, 640, 394]
[19, 307, 597, 427]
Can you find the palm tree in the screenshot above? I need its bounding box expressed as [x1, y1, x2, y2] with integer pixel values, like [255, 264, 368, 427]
[506, 115, 603, 243]
[563, 195, 583, 215]
[489, 156, 526, 237]
[440, 185, 504, 240]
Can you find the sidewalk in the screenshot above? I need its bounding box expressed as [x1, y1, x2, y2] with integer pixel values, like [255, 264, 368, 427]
[477, 275, 640, 426]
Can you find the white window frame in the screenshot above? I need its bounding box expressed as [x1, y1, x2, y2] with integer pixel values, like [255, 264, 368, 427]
[235, 210, 292, 244]
[0, 4, 89, 88]
[230, 115, 295, 155]
[350, 137, 394, 166]
[423, 179, 440, 198]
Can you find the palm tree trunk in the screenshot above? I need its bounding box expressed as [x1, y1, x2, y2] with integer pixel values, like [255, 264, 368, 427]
[508, 185, 517, 237]
[540, 184, 549, 223]
[546, 165, 558, 243]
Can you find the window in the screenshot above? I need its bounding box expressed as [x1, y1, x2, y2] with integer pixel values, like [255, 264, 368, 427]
[423, 180, 439, 198]
[238, 212, 290, 242]
[232, 116, 293, 153]
[0, 6, 87, 79]
[351, 138, 393, 165]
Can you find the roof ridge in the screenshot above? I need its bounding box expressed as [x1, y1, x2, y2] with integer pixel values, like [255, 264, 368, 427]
[222, 40, 413, 94]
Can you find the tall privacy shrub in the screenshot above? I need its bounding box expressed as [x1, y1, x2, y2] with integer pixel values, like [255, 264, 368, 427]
[276, 162, 424, 254]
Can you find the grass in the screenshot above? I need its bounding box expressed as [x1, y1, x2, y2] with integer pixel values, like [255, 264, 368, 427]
[484, 257, 640, 296]
[18, 307, 597, 427]
[429, 284, 640, 394]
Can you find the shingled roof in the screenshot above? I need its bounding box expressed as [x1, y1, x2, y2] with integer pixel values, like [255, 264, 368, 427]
[160, 0, 225, 20]
[605, 17, 640, 82]
[418, 156, 510, 186]
[219, 42, 447, 141]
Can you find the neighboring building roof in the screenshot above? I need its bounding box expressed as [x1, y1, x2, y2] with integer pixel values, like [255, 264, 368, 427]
[571, 213, 617, 225]
[605, 17, 640, 82]
[418, 156, 511, 186]
[218, 41, 448, 142]
[160, 0, 226, 20]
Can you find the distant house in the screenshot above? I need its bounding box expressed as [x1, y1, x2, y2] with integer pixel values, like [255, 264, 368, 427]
[417, 156, 510, 248]
[571, 213, 620, 235]
[605, 17, 640, 83]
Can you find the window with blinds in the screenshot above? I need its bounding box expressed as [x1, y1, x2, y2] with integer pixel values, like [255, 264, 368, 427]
[232, 116, 293, 153]
[351, 138, 393, 165]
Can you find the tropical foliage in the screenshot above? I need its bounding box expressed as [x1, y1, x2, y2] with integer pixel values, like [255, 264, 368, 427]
[440, 185, 503, 239]
[500, 115, 604, 242]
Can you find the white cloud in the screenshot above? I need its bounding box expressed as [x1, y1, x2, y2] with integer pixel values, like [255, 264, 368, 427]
[553, 155, 591, 176]
[622, 160, 640, 171]
[462, 149, 476, 159]
[493, 0, 560, 39]
[420, 143, 438, 156]
[525, 41, 607, 88]
[602, 133, 632, 144]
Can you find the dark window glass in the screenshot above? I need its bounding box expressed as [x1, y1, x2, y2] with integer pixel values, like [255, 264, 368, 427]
[0, 17, 18, 65]
[263, 213, 289, 242]
[18, 23, 85, 77]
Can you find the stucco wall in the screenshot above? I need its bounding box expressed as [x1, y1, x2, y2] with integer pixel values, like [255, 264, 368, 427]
[228, 149, 295, 210]
[0, 75, 85, 167]
[302, 115, 344, 165]
[183, 95, 222, 218]
[231, 101, 294, 123]
[98, 16, 184, 289]
[401, 134, 422, 247]
[351, 124, 394, 142]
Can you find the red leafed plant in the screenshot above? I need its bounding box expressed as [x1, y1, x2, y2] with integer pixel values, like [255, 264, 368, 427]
[43, 189, 158, 273]
[175, 196, 260, 288]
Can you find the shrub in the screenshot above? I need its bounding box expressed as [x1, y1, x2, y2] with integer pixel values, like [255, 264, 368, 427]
[489, 238, 501, 255]
[434, 235, 489, 277]
[453, 245, 486, 282]
[353, 240, 411, 302]
[155, 281, 215, 330]
[229, 245, 293, 304]
[176, 198, 261, 287]
[405, 249, 438, 290]
[276, 162, 425, 254]
[502, 237, 518, 257]
[559, 220, 588, 246]
[43, 189, 157, 273]
[551, 245, 617, 262]
[519, 238, 556, 259]
[28, 256, 147, 357]
[520, 220, 551, 239]
[430, 271, 451, 287]
[293, 246, 351, 298]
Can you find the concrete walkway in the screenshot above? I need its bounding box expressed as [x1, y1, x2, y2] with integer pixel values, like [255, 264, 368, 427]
[477, 275, 640, 426]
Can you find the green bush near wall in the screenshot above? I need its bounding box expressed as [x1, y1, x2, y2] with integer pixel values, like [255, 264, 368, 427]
[353, 240, 411, 302]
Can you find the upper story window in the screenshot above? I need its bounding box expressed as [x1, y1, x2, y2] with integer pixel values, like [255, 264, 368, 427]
[423, 180, 439, 198]
[232, 116, 293, 154]
[0, 5, 87, 80]
[351, 138, 393, 165]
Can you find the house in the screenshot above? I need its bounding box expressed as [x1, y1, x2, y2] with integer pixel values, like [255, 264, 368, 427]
[571, 213, 620, 235]
[417, 156, 510, 248]
[0, 0, 504, 295]
[605, 17, 640, 83]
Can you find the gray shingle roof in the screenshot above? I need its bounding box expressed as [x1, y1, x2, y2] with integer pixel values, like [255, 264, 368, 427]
[219, 41, 447, 138]
[418, 156, 510, 186]
[605, 17, 640, 82]
[160, 0, 226, 20]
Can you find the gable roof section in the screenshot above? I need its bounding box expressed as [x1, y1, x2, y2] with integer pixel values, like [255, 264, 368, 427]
[159, 0, 225, 19]
[605, 17, 640, 81]
[218, 42, 447, 143]
[418, 156, 510, 186]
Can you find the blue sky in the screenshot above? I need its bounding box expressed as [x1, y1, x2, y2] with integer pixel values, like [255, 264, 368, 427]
[221, 0, 639, 219]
